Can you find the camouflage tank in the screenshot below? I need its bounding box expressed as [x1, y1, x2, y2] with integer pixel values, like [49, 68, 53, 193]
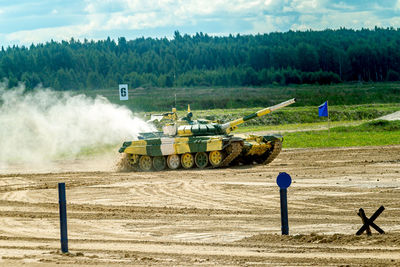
[117, 98, 296, 171]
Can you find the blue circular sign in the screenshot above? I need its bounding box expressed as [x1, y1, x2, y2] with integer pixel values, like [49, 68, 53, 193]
[276, 172, 292, 189]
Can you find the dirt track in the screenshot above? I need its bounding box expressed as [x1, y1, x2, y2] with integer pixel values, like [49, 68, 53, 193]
[0, 145, 400, 266]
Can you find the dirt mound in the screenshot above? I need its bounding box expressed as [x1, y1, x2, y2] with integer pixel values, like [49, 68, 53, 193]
[239, 232, 400, 246]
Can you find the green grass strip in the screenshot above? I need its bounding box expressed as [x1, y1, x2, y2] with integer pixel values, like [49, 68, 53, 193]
[282, 120, 400, 148]
[236, 120, 365, 133]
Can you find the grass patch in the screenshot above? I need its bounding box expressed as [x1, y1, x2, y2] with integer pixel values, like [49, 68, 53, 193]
[76, 82, 400, 112]
[333, 120, 400, 132]
[236, 120, 365, 133]
[283, 120, 400, 148]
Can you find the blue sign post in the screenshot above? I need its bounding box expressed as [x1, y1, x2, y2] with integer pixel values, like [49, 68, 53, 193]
[58, 183, 68, 253]
[276, 172, 292, 235]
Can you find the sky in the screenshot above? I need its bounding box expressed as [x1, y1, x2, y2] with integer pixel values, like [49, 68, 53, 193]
[0, 0, 400, 47]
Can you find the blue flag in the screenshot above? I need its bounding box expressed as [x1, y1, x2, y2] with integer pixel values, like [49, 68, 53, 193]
[318, 101, 328, 117]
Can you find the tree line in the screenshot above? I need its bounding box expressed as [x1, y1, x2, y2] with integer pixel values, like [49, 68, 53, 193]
[1, 27, 400, 90]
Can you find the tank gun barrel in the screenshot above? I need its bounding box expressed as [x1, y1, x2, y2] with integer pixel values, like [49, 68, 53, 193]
[221, 98, 296, 134]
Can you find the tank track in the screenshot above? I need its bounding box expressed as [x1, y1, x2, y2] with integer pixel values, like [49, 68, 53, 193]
[221, 141, 243, 167]
[262, 139, 282, 164]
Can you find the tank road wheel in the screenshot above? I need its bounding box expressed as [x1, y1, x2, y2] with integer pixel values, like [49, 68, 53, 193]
[195, 152, 208, 168]
[167, 154, 181, 170]
[181, 153, 195, 169]
[139, 155, 153, 171]
[209, 150, 224, 167]
[153, 156, 166, 171]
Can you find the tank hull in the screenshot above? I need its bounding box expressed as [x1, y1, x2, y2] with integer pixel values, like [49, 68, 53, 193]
[117, 134, 283, 172]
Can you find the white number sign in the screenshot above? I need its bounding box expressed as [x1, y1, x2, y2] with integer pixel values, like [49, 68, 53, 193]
[119, 84, 128, 101]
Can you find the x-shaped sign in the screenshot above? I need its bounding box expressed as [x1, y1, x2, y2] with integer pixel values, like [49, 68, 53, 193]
[356, 206, 385, 235]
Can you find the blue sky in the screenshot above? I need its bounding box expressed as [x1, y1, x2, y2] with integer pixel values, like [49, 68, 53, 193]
[0, 0, 400, 46]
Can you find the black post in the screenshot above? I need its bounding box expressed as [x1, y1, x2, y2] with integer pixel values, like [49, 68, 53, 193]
[58, 183, 68, 253]
[280, 188, 289, 235]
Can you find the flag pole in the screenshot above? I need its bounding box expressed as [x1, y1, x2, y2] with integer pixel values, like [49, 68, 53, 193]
[327, 100, 330, 137]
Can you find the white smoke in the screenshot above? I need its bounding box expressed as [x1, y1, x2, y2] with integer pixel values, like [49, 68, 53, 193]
[0, 83, 154, 171]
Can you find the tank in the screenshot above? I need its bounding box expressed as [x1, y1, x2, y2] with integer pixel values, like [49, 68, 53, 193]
[117, 98, 296, 171]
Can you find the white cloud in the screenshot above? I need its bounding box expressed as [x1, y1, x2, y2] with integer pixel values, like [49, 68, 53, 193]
[389, 16, 400, 26]
[85, 0, 270, 18]
[6, 22, 99, 44]
[283, 0, 329, 13]
[2, 0, 400, 46]
[104, 12, 173, 30]
[331, 2, 355, 11]
[252, 15, 283, 33]
[82, 0, 274, 33]
[292, 11, 392, 32]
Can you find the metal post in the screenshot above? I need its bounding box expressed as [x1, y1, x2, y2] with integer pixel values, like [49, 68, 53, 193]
[280, 188, 289, 235]
[327, 100, 330, 137]
[58, 183, 68, 253]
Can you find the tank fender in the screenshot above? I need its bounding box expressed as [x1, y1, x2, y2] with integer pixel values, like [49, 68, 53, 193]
[118, 141, 132, 153]
[221, 136, 244, 149]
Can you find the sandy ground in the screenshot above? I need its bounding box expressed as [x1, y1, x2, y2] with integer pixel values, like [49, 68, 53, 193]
[0, 145, 399, 266]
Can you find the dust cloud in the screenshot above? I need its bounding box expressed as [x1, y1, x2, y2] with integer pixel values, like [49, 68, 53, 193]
[0, 83, 154, 173]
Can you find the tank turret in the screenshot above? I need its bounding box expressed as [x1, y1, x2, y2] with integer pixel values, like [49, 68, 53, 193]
[171, 98, 296, 137]
[117, 98, 296, 172]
